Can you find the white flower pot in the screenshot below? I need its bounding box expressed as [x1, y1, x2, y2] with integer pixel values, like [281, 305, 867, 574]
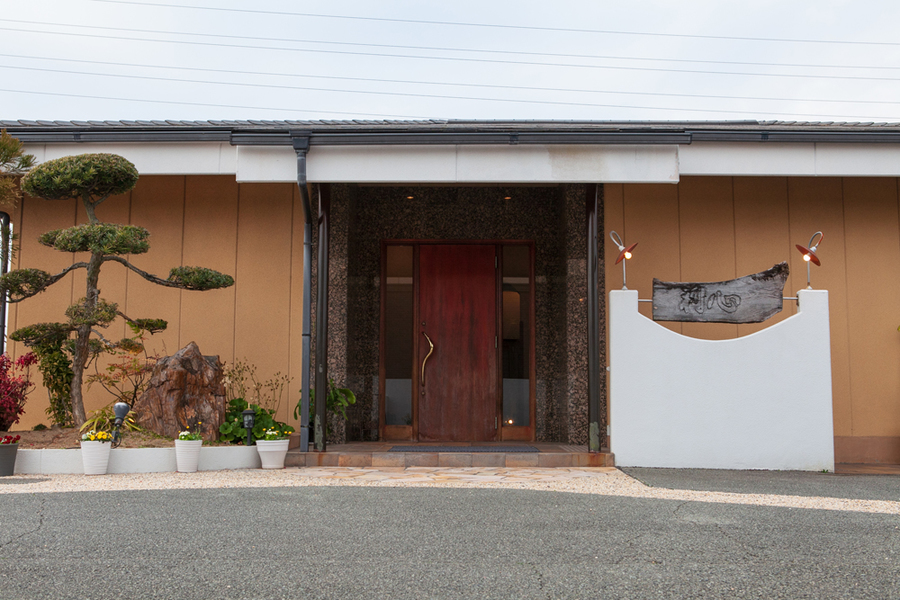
[256, 439, 290, 469]
[80, 441, 111, 475]
[175, 439, 203, 473]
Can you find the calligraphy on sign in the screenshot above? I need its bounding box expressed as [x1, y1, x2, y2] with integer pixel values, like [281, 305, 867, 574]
[652, 262, 789, 324]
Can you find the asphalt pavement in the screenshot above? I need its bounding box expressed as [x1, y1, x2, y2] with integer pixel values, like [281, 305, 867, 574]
[1, 472, 898, 599]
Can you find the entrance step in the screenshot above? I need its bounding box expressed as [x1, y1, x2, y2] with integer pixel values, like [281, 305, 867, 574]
[285, 442, 614, 468]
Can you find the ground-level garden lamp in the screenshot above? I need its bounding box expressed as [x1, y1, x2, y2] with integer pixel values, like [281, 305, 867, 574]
[610, 231, 637, 289]
[242, 408, 256, 446]
[796, 231, 823, 289]
[111, 401, 130, 448]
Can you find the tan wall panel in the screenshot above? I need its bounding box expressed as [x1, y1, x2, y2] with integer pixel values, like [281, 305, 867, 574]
[10, 196, 77, 429]
[678, 177, 738, 340]
[126, 176, 184, 362]
[842, 178, 900, 436]
[620, 183, 682, 333]
[733, 177, 796, 337]
[787, 178, 852, 437]
[233, 183, 295, 424]
[180, 176, 239, 365]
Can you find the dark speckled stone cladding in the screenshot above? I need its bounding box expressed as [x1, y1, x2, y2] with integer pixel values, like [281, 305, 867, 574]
[311, 184, 606, 444]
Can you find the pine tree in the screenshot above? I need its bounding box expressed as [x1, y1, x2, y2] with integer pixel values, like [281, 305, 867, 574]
[3, 153, 234, 425]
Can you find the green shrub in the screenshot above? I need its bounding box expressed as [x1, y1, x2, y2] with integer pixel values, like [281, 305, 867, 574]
[219, 398, 294, 444]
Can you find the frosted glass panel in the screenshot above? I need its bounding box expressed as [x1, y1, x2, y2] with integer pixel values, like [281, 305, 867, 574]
[502, 245, 531, 426]
[384, 245, 413, 426]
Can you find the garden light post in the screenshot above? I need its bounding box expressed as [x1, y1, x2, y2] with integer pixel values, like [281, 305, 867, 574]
[111, 401, 130, 448]
[242, 408, 255, 447]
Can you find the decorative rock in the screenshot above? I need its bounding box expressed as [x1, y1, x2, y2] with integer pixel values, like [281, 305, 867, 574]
[133, 342, 226, 440]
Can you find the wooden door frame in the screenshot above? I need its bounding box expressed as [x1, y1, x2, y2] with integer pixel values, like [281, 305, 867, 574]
[379, 240, 536, 442]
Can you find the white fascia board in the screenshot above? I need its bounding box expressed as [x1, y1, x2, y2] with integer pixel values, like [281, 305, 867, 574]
[308, 144, 680, 183]
[235, 146, 297, 182]
[679, 142, 817, 176]
[680, 141, 900, 177]
[307, 145, 457, 182]
[457, 144, 679, 183]
[813, 143, 900, 176]
[24, 142, 237, 175]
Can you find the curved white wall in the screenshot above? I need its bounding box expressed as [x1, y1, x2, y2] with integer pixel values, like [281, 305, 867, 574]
[610, 289, 834, 471]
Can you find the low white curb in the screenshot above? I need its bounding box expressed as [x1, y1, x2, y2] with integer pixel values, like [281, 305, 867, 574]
[14, 446, 262, 474]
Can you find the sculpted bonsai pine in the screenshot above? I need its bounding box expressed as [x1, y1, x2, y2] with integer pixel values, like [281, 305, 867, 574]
[3, 153, 234, 425]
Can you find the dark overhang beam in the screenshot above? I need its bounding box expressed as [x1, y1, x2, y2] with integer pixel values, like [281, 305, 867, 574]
[8, 127, 900, 146]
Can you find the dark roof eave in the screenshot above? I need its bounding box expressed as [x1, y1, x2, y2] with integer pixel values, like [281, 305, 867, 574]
[5, 120, 900, 145]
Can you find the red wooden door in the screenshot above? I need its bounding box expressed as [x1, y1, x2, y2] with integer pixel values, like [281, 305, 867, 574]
[418, 245, 498, 441]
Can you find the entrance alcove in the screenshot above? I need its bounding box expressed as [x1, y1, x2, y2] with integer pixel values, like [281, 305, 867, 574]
[308, 184, 605, 444]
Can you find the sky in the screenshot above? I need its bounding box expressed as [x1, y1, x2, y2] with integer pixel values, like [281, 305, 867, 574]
[2, 0, 900, 123]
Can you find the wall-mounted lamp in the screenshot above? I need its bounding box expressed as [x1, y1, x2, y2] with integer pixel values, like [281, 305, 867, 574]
[795, 231, 823, 289]
[610, 231, 637, 290]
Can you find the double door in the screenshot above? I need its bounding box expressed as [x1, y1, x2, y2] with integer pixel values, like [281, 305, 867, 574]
[381, 242, 534, 442]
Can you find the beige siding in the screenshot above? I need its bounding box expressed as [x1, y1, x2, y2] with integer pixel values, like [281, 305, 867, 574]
[606, 176, 900, 456]
[11, 175, 305, 431]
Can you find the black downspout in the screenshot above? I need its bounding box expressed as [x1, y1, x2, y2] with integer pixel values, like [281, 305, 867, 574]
[315, 183, 330, 452]
[586, 185, 601, 452]
[0, 212, 10, 354]
[292, 134, 312, 452]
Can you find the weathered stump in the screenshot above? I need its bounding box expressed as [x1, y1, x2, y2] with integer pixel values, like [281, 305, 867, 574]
[133, 342, 226, 440]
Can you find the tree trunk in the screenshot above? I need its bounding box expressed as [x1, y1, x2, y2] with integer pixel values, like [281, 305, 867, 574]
[70, 250, 103, 426]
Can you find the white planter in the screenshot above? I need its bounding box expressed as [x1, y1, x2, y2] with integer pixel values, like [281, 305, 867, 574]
[80, 441, 111, 475]
[256, 439, 290, 469]
[175, 439, 202, 473]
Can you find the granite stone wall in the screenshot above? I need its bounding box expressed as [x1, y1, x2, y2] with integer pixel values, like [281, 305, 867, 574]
[310, 183, 606, 445]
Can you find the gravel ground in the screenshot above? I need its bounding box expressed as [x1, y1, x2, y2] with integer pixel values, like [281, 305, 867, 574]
[2, 467, 898, 515]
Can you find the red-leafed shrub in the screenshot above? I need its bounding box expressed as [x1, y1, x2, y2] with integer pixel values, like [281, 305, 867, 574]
[0, 353, 37, 431]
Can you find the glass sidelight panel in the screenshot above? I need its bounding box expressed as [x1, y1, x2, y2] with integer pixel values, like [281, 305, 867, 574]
[384, 245, 414, 426]
[501, 245, 531, 427]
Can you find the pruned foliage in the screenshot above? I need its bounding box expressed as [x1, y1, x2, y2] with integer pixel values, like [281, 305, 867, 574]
[130, 318, 167, 334]
[0, 129, 35, 207]
[0, 268, 54, 301]
[40, 223, 150, 255]
[21, 153, 138, 203]
[168, 266, 235, 290]
[65, 298, 118, 328]
[11, 151, 233, 426]
[10, 322, 74, 346]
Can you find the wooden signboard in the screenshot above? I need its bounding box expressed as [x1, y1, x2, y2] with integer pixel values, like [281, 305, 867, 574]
[652, 262, 789, 324]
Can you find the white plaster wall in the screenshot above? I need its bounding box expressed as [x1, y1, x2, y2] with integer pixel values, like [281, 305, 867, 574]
[609, 289, 834, 471]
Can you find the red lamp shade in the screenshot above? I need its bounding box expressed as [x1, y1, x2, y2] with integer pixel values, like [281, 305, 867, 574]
[616, 242, 638, 265]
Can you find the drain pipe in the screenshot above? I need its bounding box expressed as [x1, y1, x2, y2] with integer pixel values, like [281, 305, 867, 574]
[292, 134, 312, 452]
[0, 212, 9, 354]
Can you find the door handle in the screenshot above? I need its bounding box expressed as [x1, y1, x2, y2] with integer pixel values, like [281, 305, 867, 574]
[421, 332, 434, 386]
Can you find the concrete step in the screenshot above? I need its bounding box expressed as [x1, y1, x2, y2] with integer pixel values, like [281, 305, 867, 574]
[285, 447, 614, 468]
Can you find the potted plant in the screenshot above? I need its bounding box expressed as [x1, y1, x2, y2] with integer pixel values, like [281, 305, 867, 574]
[255, 427, 292, 469]
[0, 434, 21, 476]
[80, 429, 113, 475]
[175, 423, 203, 473]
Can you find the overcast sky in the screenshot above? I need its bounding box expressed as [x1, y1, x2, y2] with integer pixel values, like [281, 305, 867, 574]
[2, 0, 900, 123]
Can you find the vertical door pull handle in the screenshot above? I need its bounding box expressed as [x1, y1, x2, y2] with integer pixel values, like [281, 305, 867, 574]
[421, 332, 434, 386]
